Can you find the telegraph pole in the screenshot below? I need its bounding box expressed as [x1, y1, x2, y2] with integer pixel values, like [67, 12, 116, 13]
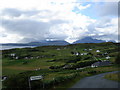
[42, 78, 44, 89]
[28, 77, 31, 90]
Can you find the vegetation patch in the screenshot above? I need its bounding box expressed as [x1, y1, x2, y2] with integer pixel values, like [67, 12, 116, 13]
[2, 42, 120, 89]
[104, 72, 120, 82]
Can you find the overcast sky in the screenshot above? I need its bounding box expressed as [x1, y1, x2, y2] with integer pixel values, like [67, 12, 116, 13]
[0, 0, 119, 43]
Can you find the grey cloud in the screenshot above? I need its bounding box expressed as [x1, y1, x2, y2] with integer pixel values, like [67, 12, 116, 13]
[18, 38, 39, 43]
[0, 33, 7, 37]
[1, 8, 50, 17]
[87, 17, 112, 33]
[50, 19, 69, 25]
[94, 18, 112, 28]
[2, 19, 51, 41]
[2, 8, 21, 17]
[87, 17, 118, 42]
[93, 34, 118, 42]
[95, 2, 118, 16]
[1, 18, 68, 43]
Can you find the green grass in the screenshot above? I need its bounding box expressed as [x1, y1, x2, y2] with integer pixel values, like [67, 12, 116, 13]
[2, 42, 120, 89]
[104, 72, 120, 82]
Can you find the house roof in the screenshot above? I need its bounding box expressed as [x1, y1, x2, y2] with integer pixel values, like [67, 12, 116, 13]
[92, 61, 111, 66]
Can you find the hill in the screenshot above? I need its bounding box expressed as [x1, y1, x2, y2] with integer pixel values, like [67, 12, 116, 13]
[73, 37, 106, 44]
[1, 40, 69, 46]
[2, 42, 120, 89]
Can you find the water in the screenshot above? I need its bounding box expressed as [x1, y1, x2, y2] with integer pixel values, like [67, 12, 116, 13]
[0, 45, 36, 50]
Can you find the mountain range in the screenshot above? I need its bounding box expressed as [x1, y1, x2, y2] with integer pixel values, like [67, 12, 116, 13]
[1, 37, 116, 46]
[1, 40, 69, 46]
[73, 37, 106, 44]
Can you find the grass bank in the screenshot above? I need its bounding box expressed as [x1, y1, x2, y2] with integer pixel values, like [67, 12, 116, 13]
[104, 72, 120, 82]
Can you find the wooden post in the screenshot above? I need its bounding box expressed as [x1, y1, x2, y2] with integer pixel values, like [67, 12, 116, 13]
[28, 77, 31, 90]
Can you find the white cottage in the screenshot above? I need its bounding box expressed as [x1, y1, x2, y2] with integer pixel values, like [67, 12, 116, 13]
[57, 48, 60, 50]
[81, 53, 88, 55]
[75, 52, 80, 56]
[15, 56, 19, 59]
[106, 56, 111, 59]
[10, 53, 16, 57]
[89, 49, 93, 51]
[96, 50, 100, 52]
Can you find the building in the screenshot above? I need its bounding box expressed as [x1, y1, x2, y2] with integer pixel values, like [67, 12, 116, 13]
[91, 60, 111, 68]
[15, 56, 19, 59]
[81, 53, 88, 55]
[10, 53, 16, 57]
[89, 49, 93, 51]
[57, 48, 60, 50]
[106, 56, 111, 59]
[96, 50, 100, 52]
[83, 49, 87, 51]
[75, 52, 80, 56]
[1, 76, 7, 81]
[71, 52, 80, 56]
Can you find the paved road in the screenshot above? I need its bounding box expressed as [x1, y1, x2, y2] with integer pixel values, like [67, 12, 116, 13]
[71, 71, 120, 88]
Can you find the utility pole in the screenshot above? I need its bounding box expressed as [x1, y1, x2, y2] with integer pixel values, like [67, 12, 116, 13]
[42, 78, 44, 89]
[28, 77, 31, 90]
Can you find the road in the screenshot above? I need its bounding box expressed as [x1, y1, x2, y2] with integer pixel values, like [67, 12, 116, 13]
[70, 71, 120, 88]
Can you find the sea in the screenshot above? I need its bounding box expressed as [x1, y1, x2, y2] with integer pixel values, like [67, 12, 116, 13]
[0, 45, 36, 50]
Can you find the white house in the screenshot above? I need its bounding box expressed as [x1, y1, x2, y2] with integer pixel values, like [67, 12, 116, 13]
[81, 53, 88, 55]
[10, 53, 16, 57]
[30, 57, 34, 59]
[96, 50, 100, 52]
[1, 76, 7, 81]
[75, 52, 80, 56]
[106, 56, 111, 59]
[83, 49, 87, 51]
[89, 49, 92, 51]
[84, 53, 88, 55]
[76, 68, 84, 70]
[63, 65, 71, 69]
[57, 48, 60, 50]
[15, 56, 19, 59]
[25, 57, 28, 59]
[104, 52, 108, 55]
[36, 56, 40, 59]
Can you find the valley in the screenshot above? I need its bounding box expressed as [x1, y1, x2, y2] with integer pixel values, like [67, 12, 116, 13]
[1, 42, 120, 89]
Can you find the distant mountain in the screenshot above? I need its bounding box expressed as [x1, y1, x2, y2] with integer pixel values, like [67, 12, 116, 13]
[28, 40, 69, 46]
[1, 38, 116, 47]
[73, 37, 106, 44]
[2, 40, 69, 46]
[1, 43, 31, 46]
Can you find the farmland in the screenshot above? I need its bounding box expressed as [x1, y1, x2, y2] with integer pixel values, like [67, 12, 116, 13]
[2, 42, 120, 89]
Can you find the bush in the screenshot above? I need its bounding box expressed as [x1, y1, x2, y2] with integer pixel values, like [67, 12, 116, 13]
[69, 60, 97, 69]
[87, 71, 97, 74]
[66, 56, 81, 63]
[3, 74, 44, 89]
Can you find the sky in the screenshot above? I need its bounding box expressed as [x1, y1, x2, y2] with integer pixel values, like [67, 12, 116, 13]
[0, 0, 119, 43]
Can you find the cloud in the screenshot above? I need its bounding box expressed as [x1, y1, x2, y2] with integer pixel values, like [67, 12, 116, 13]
[77, 4, 91, 10]
[1, 8, 40, 17]
[1, 0, 95, 43]
[87, 17, 118, 42]
[94, 2, 118, 17]
[1, 18, 69, 42]
[0, 0, 119, 43]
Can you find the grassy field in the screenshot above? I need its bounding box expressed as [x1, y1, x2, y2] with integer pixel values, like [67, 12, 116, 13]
[2, 42, 120, 89]
[104, 72, 120, 82]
